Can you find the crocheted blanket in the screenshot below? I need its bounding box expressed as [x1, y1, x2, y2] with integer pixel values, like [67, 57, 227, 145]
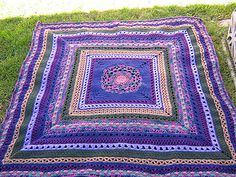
[0, 17, 236, 176]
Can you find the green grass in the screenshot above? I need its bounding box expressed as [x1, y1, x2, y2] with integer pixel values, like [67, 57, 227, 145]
[0, 3, 236, 121]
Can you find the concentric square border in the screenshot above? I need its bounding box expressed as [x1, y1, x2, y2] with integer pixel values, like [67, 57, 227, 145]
[69, 50, 172, 116]
[6, 29, 227, 157]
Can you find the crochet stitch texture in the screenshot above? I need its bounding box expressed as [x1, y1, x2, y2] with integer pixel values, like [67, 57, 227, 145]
[0, 17, 236, 176]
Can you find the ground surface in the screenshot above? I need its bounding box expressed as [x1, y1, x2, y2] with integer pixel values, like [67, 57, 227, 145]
[0, 0, 235, 19]
[0, 3, 236, 121]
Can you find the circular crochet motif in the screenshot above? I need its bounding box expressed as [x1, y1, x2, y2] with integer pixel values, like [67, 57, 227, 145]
[101, 64, 142, 94]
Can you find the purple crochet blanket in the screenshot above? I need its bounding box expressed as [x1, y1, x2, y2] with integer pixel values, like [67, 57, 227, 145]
[0, 17, 236, 176]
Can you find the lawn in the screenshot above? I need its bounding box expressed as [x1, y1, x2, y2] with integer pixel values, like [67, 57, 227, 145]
[0, 3, 236, 122]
